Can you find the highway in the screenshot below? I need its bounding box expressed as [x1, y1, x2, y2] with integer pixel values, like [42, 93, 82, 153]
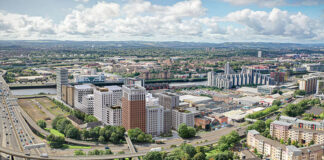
[0, 72, 48, 159]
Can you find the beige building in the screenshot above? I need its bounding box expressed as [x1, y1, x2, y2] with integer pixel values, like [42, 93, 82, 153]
[299, 76, 319, 93]
[248, 130, 324, 160]
[270, 119, 324, 146]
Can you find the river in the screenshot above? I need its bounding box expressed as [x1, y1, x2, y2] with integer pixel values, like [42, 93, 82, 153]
[11, 88, 57, 96]
[11, 81, 207, 96]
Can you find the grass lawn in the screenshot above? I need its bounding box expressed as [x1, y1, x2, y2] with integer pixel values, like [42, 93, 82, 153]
[62, 144, 91, 149]
[46, 128, 65, 137]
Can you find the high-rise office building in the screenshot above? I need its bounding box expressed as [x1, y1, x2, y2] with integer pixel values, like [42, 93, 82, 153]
[56, 68, 68, 99]
[122, 85, 146, 132]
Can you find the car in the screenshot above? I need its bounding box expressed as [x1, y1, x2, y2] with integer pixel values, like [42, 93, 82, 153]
[105, 146, 110, 150]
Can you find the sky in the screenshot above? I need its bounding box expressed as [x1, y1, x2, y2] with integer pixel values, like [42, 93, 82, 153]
[0, 0, 323, 43]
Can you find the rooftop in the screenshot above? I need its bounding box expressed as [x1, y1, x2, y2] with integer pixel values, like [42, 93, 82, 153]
[104, 85, 121, 91]
[305, 107, 324, 115]
[272, 120, 292, 127]
[74, 84, 93, 89]
[280, 115, 298, 122]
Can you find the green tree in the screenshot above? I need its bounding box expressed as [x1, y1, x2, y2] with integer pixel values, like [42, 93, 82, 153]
[288, 138, 291, 145]
[180, 143, 196, 157]
[206, 151, 234, 160]
[85, 115, 98, 123]
[98, 136, 105, 143]
[52, 116, 64, 130]
[272, 100, 281, 106]
[178, 123, 196, 139]
[65, 126, 80, 139]
[37, 120, 47, 129]
[46, 134, 65, 148]
[165, 148, 189, 160]
[309, 140, 315, 146]
[109, 132, 119, 144]
[280, 139, 284, 144]
[81, 129, 89, 140]
[144, 151, 163, 160]
[188, 127, 196, 138]
[192, 152, 205, 160]
[74, 150, 85, 156]
[137, 134, 145, 142]
[104, 149, 113, 155]
[247, 120, 266, 133]
[265, 119, 273, 128]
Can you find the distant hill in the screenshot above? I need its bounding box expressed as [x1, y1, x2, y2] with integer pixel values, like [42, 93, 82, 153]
[0, 40, 323, 49]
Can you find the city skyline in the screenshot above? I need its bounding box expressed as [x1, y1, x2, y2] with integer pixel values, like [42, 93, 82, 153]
[0, 0, 323, 43]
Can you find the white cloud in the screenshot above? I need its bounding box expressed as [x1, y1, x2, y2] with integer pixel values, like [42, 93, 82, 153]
[0, 12, 56, 39]
[226, 8, 320, 39]
[0, 0, 323, 42]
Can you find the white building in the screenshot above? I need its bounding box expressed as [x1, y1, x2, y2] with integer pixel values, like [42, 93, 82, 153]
[107, 106, 122, 126]
[258, 51, 262, 58]
[146, 105, 164, 136]
[93, 86, 122, 125]
[81, 94, 94, 115]
[74, 84, 93, 110]
[172, 109, 195, 130]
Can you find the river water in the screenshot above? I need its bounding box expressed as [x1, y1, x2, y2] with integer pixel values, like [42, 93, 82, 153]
[11, 88, 57, 96]
[11, 81, 207, 96]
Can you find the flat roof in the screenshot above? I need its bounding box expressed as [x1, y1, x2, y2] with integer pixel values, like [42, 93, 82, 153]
[180, 95, 212, 103]
[272, 120, 292, 127]
[74, 84, 93, 89]
[104, 85, 121, 91]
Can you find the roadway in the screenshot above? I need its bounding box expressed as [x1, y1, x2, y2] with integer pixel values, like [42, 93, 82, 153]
[0, 72, 48, 158]
[0, 125, 242, 160]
